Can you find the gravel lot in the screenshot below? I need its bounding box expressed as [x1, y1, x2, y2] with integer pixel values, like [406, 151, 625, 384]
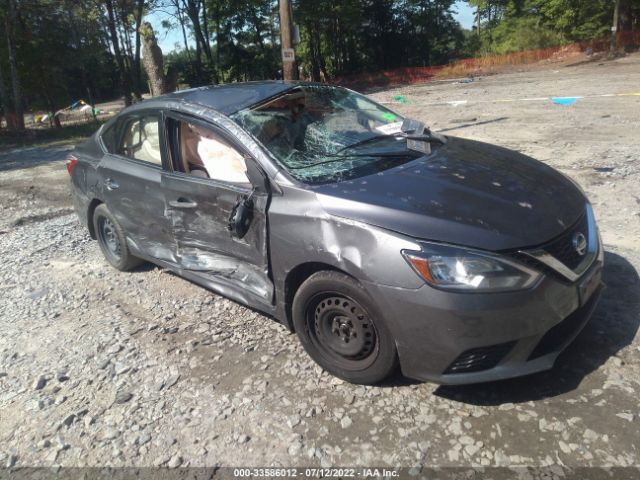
[1, 54, 639, 473]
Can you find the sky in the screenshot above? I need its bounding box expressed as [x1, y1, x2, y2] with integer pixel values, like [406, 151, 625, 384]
[146, 1, 476, 54]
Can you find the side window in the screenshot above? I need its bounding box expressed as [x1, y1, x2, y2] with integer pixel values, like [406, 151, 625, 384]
[173, 120, 250, 185]
[118, 115, 162, 165]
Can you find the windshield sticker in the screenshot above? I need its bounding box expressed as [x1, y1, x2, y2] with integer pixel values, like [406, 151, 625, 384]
[376, 121, 403, 134]
[382, 112, 397, 121]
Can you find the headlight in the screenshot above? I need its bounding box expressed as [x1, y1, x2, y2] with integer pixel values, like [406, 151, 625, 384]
[402, 244, 542, 292]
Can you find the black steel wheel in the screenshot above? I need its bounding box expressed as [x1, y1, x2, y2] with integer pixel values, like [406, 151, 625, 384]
[292, 271, 398, 384]
[310, 294, 379, 369]
[98, 216, 122, 262]
[93, 204, 143, 271]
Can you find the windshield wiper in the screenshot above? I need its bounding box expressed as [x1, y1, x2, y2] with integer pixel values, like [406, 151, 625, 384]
[288, 151, 420, 170]
[334, 131, 441, 155]
[333, 134, 401, 155]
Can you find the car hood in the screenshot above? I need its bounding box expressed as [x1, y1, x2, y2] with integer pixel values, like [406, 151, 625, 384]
[311, 136, 586, 251]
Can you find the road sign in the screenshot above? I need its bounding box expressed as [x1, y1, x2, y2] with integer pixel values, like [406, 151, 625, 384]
[282, 48, 295, 62]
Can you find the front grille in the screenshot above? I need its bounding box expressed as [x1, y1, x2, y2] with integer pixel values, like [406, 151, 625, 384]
[509, 252, 568, 283]
[505, 208, 593, 282]
[444, 341, 516, 374]
[542, 212, 589, 270]
[528, 291, 599, 360]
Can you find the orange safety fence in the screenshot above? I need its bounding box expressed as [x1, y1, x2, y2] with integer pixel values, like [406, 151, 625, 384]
[333, 31, 640, 90]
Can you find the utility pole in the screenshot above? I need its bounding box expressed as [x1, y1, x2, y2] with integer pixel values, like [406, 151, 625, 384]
[279, 0, 297, 80]
[609, 0, 620, 57]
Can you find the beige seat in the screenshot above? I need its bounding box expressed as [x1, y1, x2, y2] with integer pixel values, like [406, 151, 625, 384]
[121, 118, 161, 165]
[136, 121, 161, 165]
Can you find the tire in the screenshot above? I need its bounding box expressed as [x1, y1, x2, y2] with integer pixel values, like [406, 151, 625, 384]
[292, 271, 398, 385]
[93, 204, 143, 271]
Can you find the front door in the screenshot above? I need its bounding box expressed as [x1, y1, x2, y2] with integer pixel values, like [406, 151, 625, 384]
[161, 115, 274, 304]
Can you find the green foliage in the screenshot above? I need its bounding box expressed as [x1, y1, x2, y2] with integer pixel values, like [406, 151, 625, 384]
[293, 0, 466, 80]
[0, 0, 636, 120]
[486, 16, 566, 54]
[0, 0, 121, 112]
[539, 0, 613, 40]
[466, 0, 639, 55]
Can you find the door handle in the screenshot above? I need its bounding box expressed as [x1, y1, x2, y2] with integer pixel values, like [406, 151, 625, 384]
[169, 198, 198, 209]
[104, 178, 119, 190]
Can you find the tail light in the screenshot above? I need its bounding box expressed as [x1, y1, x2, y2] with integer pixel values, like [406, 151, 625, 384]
[66, 155, 78, 175]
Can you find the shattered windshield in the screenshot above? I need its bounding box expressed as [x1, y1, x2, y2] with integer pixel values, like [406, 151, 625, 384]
[231, 85, 418, 183]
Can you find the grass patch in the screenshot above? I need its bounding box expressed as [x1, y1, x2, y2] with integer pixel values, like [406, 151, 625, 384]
[0, 122, 103, 151]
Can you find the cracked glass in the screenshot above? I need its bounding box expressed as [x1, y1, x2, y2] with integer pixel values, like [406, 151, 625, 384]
[231, 85, 420, 184]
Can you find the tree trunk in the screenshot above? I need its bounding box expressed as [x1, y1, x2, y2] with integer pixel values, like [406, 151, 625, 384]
[105, 0, 133, 105]
[183, 0, 214, 69]
[67, 4, 94, 106]
[0, 58, 7, 129]
[610, 0, 621, 57]
[140, 22, 168, 96]
[175, 1, 191, 60]
[201, 0, 213, 62]
[5, 0, 24, 130]
[134, 0, 145, 99]
[117, 5, 136, 93]
[203, 1, 218, 83]
[215, 3, 223, 81]
[279, 0, 297, 80]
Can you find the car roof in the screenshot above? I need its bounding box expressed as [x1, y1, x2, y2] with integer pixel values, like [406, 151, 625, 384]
[154, 81, 308, 115]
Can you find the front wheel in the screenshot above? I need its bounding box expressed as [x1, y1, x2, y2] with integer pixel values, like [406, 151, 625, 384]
[292, 271, 398, 385]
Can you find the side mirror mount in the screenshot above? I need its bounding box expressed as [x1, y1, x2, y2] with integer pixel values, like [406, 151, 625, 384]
[401, 117, 426, 135]
[228, 189, 255, 239]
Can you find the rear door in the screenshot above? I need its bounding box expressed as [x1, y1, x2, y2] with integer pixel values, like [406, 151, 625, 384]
[97, 111, 176, 262]
[161, 113, 274, 304]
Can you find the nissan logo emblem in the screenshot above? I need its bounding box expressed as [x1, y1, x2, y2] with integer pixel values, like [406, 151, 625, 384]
[572, 232, 587, 256]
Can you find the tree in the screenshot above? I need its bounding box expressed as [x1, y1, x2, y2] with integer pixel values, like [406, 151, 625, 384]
[140, 21, 169, 95]
[105, 0, 134, 105]
[5, 0, 24, 130]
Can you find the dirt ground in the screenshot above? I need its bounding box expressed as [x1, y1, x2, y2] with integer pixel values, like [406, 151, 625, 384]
[1, 54, 639, 475]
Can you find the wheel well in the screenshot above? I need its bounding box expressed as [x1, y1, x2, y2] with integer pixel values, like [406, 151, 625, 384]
[283, 262, 351, 332]
[87, 199, 103, 239]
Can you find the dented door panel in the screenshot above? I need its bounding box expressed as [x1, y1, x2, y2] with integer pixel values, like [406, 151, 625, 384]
[162, 172, 274, 302]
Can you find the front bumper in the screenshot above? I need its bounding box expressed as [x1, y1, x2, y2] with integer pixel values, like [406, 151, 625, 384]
[365, 252, 604, 385]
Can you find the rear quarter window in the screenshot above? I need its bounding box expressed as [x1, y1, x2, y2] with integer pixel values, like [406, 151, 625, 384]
[100, 123, 118, 154]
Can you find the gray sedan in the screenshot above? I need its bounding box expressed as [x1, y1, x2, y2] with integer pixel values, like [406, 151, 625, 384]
[68, 82, 604, 385]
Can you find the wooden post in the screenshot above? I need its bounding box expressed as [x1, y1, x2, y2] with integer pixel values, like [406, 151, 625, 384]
[609, 0, 620, 57]
[279, 0, 297, 80]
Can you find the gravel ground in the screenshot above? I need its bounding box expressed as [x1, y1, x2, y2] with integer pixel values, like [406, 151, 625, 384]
[1, 54, 639, 474]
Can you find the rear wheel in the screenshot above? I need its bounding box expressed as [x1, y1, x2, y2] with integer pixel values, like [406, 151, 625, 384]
[292, 271, 397, 384]
[93, 204, 143, 271]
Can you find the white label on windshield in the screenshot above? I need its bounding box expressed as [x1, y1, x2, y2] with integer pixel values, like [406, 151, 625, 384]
[376, 121, 403, 135]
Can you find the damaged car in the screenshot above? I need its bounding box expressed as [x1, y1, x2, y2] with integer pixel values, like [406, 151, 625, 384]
[68, 82, 604, 385]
